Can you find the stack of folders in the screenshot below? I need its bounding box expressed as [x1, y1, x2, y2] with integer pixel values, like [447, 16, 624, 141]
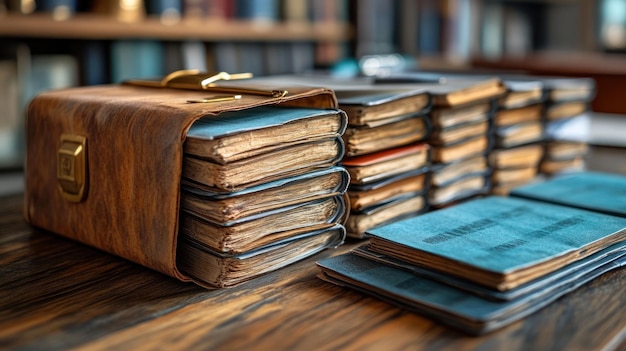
[421, 78, 506, 208]
[318, 171, 626, 335]
[177, 106, 350, 287]
[244, 75, 434, 238]
[374, 73, 507, 207]
[539, 77, 596, 175]
[334, 87, 433, 238]
[489, 79, 546, 195]
[342, 143, 431, 238]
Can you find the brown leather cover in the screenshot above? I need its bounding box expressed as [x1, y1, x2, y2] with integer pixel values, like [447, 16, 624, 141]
[24, 84, 338, 282]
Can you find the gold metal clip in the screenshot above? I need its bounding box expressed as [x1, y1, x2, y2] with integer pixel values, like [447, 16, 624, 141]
[57, 134, 87, 202]
[186, 95, 242, 104]
[124, 70, 288, 98]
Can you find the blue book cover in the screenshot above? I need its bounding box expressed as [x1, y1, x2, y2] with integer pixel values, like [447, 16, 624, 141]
[510, 171, 626, 218]
[234, 0, 279, 22]
[183, 106, 347, 164]
[366, 196, 626, 290]
[110, 40, 164, 84]
[317, 253, 626, 335]
[186, 106, 346, 141]
[353, 241, 626, 301]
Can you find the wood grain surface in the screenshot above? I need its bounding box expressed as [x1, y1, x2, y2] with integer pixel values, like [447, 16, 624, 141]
[2, 148, 626, 351]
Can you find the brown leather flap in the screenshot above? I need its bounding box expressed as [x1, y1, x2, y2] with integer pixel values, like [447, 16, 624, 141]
[24, 84, 338, 281]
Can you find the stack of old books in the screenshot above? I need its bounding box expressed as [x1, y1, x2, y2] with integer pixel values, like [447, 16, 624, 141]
[332, 83, 433, 238]
[178, 105, 350, 287]
[540, 77, 596, 175]
[377, 73, 507, 208]
[318, 171, 626, 334]
[425, 78, 506, 207]
[489, 78, 545, 195]
[249, 75, 434, 239]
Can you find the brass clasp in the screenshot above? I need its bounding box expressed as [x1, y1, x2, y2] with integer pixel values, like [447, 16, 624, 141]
[57, 134, 87, 202]
[123, 70, 288, 98]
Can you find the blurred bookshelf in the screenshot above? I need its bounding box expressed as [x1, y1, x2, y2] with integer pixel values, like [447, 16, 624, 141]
[0, 13, 350, 41]
[351, 0, 626, 115]
[2, 0, 626, 174]
[0, 0, 353, 172]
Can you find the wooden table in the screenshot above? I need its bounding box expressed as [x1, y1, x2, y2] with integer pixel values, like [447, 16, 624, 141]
[2, 146, 625, 351]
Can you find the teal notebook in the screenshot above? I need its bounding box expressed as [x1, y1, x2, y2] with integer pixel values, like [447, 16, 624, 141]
[317, 253, 626, 335]
[366, 196, 626, 290]
[510, 171, 626, 218]
[352, 242, 626, 301]
[183, 106, 347, 164]
[185, 107, 346, 140]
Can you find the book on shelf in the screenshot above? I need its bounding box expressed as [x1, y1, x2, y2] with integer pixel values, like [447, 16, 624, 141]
[145, 0, 183, 23]
[24, 72, 348, 289]
[317, 179, 626, 334]
[92, 0, 145, 22]
[110, 40, 165, 83]
[234, 0, 279, 23]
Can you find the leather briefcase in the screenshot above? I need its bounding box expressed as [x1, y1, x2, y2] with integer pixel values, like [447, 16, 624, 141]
[24, 70, 341, 285]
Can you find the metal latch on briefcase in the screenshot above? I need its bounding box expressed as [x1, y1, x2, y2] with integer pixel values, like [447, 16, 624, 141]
[57, 134, 87, 202]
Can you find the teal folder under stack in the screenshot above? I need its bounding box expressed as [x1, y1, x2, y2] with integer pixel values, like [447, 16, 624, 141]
[317, 171, 626, 335]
